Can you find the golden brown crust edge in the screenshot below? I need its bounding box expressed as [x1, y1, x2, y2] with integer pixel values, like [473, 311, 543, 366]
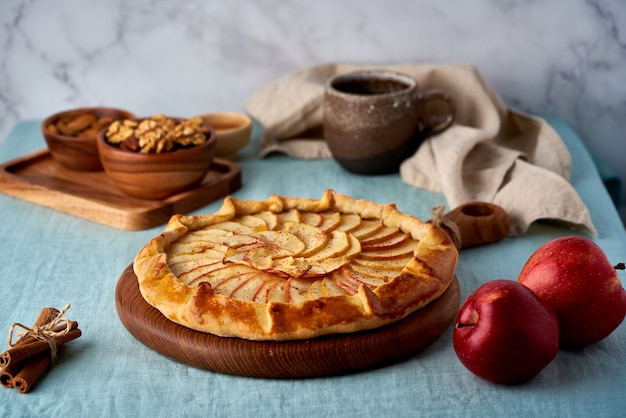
[133, 189, 458, 341]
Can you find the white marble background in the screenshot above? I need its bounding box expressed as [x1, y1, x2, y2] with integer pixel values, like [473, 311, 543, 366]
[1, 0, 625, 223]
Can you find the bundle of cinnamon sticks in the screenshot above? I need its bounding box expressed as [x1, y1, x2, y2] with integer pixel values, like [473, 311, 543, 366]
[1, 305, 81, 394]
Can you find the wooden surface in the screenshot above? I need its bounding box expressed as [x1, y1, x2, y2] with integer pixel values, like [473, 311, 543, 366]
[0, 149, 242, 230]
[115, 264, 460, 378]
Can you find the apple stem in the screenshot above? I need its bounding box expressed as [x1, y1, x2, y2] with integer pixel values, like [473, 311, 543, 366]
[455, 323, 474, 329]
[615, 262, 625, 270]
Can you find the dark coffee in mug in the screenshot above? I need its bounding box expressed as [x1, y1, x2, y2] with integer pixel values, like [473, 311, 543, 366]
[330, 78, 412, 95]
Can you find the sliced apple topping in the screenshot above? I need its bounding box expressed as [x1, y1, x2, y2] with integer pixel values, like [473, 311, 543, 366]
[175, 228, 233, 244]
[360, 239, 416, 260]
[250, 230, 307, 256]
[213, 271, 259, 296]
[298, 257, 352, 278]
[251, 279, 274, 303]
[252, 279, 287, 303]
[229, 272, 276, 300]
[308, 230, 350, 260]
[352, 253, 414, 270]
[236, 214, 269, 231]
[350, 219, 384, 239]
[188, 264, 254, 289]
[266, 256, 312, 278]
[360, 231, 409, 251]
[242, 244, 291, 270]
[276, 209, 301, 228]
[209, 221, 254, 234]
[334, 212, 361, 232]
[360, 226, 400, 245]
[349, 261, 400, 280]
[330, 271, 359, 294]
[318, 211, 342, 231]
[342, 267, 389, 288]
[179, 261, 227, 284]
[164, 201, 425, 304]
[307, 279, 325, 300]
[321, 277, 347, 297]
[300, 211, 323, 227]
[167, 245, 225, 266]
[223, 234, 260, 249]
[285, 277, 313, 303]
[283, 221, 328, 257]
[252, 211, 279, 230]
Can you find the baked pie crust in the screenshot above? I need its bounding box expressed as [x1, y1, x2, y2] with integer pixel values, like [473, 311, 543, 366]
[133, 190, 458, 341]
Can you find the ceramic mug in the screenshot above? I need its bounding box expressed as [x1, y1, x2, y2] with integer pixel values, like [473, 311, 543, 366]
[323, 70, 455, 175]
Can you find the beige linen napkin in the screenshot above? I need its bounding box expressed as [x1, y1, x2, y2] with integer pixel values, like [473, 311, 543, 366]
[244, 63, 596, 236]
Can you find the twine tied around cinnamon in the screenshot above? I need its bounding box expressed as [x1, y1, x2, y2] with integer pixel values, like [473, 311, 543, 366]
[427, 204, 462, 250]
[7, 304, 73, 361]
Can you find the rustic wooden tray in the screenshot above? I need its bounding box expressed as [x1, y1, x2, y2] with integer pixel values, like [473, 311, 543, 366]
[0, 149, 242, 230]
[115, 264, 460, 378]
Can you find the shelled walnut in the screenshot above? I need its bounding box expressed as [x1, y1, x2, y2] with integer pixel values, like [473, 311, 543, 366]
[105, 114, 209, 154]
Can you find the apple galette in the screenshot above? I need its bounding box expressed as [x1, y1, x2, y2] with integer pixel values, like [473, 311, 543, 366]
[133, 190, 458, 341]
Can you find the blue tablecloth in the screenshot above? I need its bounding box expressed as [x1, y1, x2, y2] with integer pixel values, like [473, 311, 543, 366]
[1, 117, 625, 417]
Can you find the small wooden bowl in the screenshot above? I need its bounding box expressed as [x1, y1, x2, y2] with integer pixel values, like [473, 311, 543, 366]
[41, 107, 135, 171]
[444, 202, 510, 248]
[198, 112, 252, 160]
[97, 118, 217, 200]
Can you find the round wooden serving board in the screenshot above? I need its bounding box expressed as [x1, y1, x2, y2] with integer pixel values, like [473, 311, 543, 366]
[115, 264, 460, 378]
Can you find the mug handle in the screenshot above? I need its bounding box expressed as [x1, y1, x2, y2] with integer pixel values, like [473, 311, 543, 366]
[417, 91, 456, 135]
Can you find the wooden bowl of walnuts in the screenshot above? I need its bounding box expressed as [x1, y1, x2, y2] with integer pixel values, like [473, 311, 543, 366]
[42, 107, 135, 171]
[97, 114, 217, 200]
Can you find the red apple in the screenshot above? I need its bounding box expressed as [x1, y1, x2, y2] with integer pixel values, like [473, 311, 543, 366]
[453, 280, 559, 384]
[518, 236, 626, 348]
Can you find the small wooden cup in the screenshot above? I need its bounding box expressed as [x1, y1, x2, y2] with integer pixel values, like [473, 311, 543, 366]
[444, 202, 510, 248]
[198, 112, 252, 160]
[97, 119, 217, 200]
